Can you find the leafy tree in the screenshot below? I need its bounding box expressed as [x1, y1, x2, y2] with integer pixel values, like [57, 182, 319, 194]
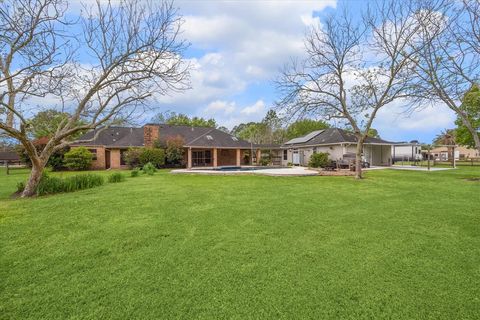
[285, 119, 330, 140]
[165, 136, 185, 166]
[232, 110, 286, 145]
[367, 128, 380, 139]
[28, 110, 86, 140]
[235, 122, 268, 144]
[151, 111, 217, 128]
[454, 84, 480, 149]
[63, 147, 93, 171]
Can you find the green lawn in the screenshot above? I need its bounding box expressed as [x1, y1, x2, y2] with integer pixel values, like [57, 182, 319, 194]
[1, 167, 479, 319]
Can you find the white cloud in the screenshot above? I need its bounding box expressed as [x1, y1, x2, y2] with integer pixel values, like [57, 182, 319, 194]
[240, 100, 265, 116]
[204, 100, 236, 115]
[374, 100, 456, 142]
[179, 0, 336, 80]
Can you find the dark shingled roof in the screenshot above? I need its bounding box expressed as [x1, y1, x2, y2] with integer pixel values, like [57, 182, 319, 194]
[0, 151, 20, 161]
[283, 128, 393, 147]
[72, 127, 144, 147]
[73, 124, 253, 149]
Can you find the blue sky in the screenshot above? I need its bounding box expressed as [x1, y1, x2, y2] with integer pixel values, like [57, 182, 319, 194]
[72, 0, 457, 143]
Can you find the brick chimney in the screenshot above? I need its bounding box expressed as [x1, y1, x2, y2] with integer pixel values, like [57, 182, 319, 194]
[143, 124, 159, 147]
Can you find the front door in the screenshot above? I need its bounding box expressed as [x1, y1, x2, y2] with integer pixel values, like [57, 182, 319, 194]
[292, 150, 300, 165]
[105, 150, 111, 169]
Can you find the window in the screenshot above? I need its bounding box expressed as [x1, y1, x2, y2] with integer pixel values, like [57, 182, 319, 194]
[120, 149, 127, 166]
[88, 149, 97, 160]
[283, 149, 287, 161]
[206, 135, 213, 140]
[313, 147, 317, 154]
[231, 136, 238, 141]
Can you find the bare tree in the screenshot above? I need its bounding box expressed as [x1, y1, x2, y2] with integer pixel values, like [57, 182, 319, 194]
[407, 0, 480, 154]
[276, 1, 428, 178]
[0, 0, 189, 196]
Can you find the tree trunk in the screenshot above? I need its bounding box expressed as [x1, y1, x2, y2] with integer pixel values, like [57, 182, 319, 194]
[355, 138, 364, 179]
[22, 160, 46, 197]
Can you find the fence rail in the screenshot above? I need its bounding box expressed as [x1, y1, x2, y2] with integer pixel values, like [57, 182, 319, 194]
[393, 158, 480, 167]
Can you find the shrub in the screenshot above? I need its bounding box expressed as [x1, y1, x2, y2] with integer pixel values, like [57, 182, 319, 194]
[165, 136, 184, 166]
[287, 162, 293, 167]
[16, 145, 68, 171]
[139, 148, 165, 168]
[124, 147, 143, 169]
[259, 157, 270, 166]
[108, 172, 125, 183]
[142, 162, 156, 175]
[130, 168, 140, 177]
[308, 152, 329, 168]
[63, 147, 93, 170]
[36, 172, 104, 196]
[16, 181, 25, 193]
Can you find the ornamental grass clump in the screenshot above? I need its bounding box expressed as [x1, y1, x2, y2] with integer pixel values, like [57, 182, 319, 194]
[36, 172, 104, 196]
[130, 168, 140, 177]
[142, 162, 156, 175]
[108, 172, 126, 183]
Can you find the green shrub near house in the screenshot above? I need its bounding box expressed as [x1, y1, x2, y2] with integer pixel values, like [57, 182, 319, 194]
[309, 152, 329, 168]
[165, 136, 185, 166]
[63, 147, 93, 170]
[124, 147, 143, 169]
[125, 147, 165, 168]
[139, 148, 165, 168]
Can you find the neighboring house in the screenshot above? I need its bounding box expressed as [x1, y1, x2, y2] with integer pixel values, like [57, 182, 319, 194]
[72, 124, 258, 169]
[392, 140, 422, 162]
[425, 145, 480, 161]
[0, 150, 21, 165]
[280, 128, 393, 166]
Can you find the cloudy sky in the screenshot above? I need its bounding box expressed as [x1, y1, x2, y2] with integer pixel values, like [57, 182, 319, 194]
[74, 0, 457, 143]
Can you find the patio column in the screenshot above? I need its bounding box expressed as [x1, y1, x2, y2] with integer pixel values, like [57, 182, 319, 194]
[236, 149, 241, 166]
[187, 148, 192, 169]
[256, 149, 261, 165]
[213, 148, 218, 167]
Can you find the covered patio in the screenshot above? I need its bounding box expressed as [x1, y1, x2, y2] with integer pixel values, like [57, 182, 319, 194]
[186, 147, 262, 169]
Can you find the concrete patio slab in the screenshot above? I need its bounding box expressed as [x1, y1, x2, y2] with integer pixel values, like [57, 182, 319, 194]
[171, 166, 319, 176]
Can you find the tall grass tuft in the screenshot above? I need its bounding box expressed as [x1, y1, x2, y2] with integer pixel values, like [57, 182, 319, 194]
[142, 162, 156, 175]
[37, 173, 104, 196]
[130, 168, 140, 177]
[108, 172, 125, 183]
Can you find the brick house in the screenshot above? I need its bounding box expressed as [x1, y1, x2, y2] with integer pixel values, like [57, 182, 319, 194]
[71, 124, 260, 169]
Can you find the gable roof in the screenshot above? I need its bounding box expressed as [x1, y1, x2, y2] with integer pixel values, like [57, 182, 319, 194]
[0, 151, 20, 161]
[72, 124, 252, 149]
[283, 128, 393, 147]
[72, 127, 144, 147]
[284, 130, 325, 145]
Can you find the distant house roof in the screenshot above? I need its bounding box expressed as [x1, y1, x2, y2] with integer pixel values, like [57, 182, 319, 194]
[393, 140, 422, 145]
[283, 128, 393, 147]
[0, 151, 20, 162]
[72, 124, 253, 149]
